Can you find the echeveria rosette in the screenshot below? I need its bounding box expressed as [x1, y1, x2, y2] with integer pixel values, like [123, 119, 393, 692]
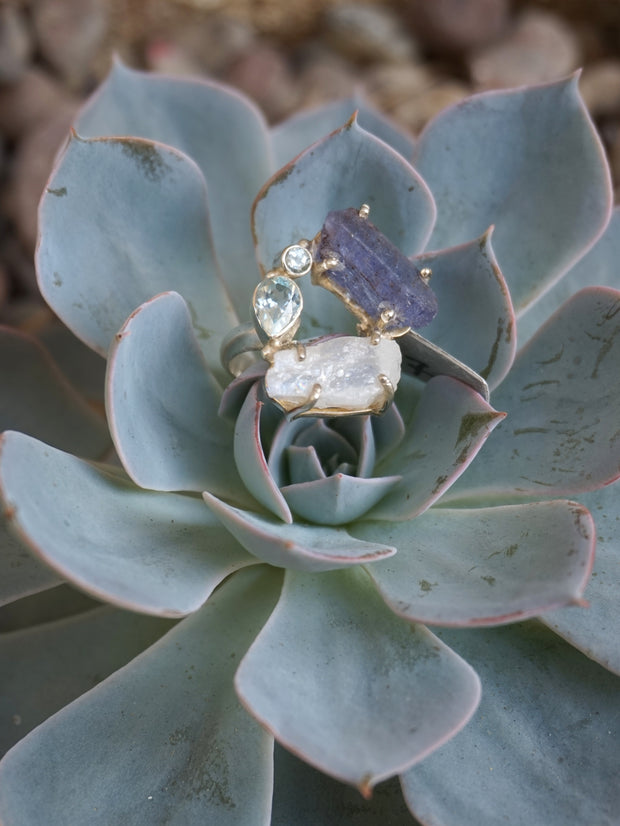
[0, 63, 618, 825]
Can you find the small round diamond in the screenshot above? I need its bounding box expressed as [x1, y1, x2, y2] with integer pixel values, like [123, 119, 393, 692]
[282, 244, 312, 276]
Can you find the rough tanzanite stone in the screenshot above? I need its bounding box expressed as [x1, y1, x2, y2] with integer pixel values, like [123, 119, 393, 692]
[313, 207, 438, 334]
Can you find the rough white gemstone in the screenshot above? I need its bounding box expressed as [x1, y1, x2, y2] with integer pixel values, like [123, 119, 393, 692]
[282, 244, 312, 276]
[253, 275, 302, 338]
[265, 336, 401, 412]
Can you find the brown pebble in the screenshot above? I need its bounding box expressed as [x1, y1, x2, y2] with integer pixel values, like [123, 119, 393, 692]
[146, 14, 255, 77]
[580, 61, 620, 119]
[324, 3, 418, 64]
[469, 9, 580, 89]
[403, 0, 510, 54]
[32, 0, 108, 91]
[0, 5, 32, 84]
[297, 47, 358, 107]
[364, 64, 437, 114]
[225, 43, 300, 121]
[392, 81, 472, 134]
[0, 69, 75, 141]
[144, 39, 205, 77]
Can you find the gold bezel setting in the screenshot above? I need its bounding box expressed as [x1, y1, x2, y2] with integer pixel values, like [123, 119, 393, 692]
[281, 242, 313, 277]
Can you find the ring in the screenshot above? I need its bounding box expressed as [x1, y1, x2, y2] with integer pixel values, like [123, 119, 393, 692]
[220, 203, 489, 415]
[219, 324, 264, 378]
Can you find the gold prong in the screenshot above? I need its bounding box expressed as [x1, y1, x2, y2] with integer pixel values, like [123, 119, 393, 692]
[377, 373, 395, 408]
[261, 342, 277, 363]
[358, 203, 370, 219]
[295, 341, 307, 361]
[298, 238, 311, 249]
[320, 256, 340, 272]
[370, 306, 395, 344]
[289, 383, 322, 419]
[420, 267, 432, 283]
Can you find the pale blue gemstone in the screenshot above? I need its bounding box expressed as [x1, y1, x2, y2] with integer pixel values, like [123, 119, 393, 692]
[253, 275, 302, 338]
[282, 244, 312, 276]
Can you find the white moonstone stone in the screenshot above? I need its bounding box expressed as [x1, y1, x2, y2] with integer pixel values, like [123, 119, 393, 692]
[253, 275, 302, 338]
[265, 336, 401, 412]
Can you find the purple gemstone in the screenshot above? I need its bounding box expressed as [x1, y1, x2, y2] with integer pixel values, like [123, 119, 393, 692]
[313, 207, 438, 333]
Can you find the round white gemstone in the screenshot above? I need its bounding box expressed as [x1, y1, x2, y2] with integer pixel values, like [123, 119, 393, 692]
[253, 275, 302, 338]
[282, 244, 312, 276]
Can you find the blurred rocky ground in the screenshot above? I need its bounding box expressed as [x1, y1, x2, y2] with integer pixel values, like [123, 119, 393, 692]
[1, 0, 620, 318]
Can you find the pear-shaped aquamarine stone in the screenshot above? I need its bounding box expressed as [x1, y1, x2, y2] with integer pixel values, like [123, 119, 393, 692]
[253, 275, 302, 338]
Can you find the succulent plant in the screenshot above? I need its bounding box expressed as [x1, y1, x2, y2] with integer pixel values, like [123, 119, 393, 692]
[1, 62, 619, 824]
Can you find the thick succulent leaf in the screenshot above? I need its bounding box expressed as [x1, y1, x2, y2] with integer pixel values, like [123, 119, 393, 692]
[392, 371, 424, 431]
[203, 492, 395, 572]
[414, 76, 612, 314]
[414, 230, 516, 389]
[236, 567, 481, 794]
[372, 401, 406, 463]
[0, 606, 174, 756]
[519, 206, 620, 345]
[234, 384, 292, 522]
[445, 287, 620, 504]
[330, 416, 375, 477]
[0, 432, 256, 616]
[0, 585, 100, 634]
[0, 519, 60, 607]
[76, 60, 272, 316]
[0, 326, 109, 458]
[355, 501, 594, 626]
[254, 114, 433, 264]
[286, 445, 325, 483]
[36, 322, 106, 410]
[271, 96, 415, 168]
[300, 279, 360, 341]
[0, 566, 280, 826]
[218, 364, 266, 422]
[272, 744, 420, 826]
[370, 376, 505, 521]
[401, 622, 620, 826]
[267, 417, 359, 489]
[266, 417, 313, 488]
[281, 473, 401, 525]
[37, 133, 237, 373]
[107, 291, 246, 498]
[0, 328, 105, 606]
[294, 419, 358, 464]
[36, 319, 107, 406]
[253, 116, 436, 338]
[541, 484, 620, 674]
